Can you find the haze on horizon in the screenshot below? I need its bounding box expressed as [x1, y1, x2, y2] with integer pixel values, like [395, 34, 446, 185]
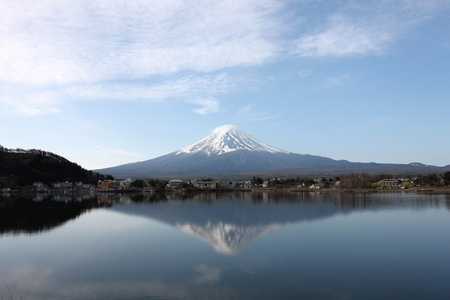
[1, 0, 449, 170]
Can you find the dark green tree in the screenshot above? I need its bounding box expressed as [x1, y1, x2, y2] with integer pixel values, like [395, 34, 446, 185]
[443, 172, 450, 186]
[251, 177, 264, 185]
[130, 179, 146, 189]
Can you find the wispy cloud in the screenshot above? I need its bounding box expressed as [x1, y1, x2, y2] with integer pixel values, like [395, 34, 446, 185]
[322, 73, 352, 89]
[64, 74, 232, 102]
[293, 15, 392, 58]
[95, 147, 145, 158]
[0, 84, 60, 116]
[0, 1, 282, 86]
[236, 104, 277, 122]
[298, 70, 312, 78]
[189, 97, 221, 115]
[0, 0, 284, 115]
[291, 0, 450, 58]
[1, 0, 448, 116]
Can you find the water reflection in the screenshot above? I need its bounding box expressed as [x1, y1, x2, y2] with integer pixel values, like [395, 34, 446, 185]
[1, 192, 449, 300]
[110, 192, 449, 254]
[0, 193, 99, 235]
[3, 192, 448, 254]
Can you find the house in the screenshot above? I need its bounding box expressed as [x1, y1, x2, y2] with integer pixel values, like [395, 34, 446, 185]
[167, 179, 183, 189]
[109, 180, 122, 190]
[193, 180, 217, 190]
[54, 181, 72, 190]
[98, 180, 112, 190]
[309, 182, 324, 190]
[379, 179, 401, 188]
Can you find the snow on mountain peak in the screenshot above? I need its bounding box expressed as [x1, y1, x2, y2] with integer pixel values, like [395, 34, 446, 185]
[177, 124, 289, 156]
[212, 124, 239, 135]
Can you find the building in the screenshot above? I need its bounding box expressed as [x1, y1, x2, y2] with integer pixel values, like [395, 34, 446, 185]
[99, 180, 112, 190]
[167, 179, 183, 189]
[379, 179, 401, 188]
[109, 180, 122, 190]
[54, 181, 72, 190]
[193, 180, 217, 190]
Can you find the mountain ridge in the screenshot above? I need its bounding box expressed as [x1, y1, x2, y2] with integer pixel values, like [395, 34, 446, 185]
[95, 125, 450, 179]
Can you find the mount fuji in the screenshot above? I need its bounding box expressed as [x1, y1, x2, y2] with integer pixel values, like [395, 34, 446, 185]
[96, 124, 449, 178]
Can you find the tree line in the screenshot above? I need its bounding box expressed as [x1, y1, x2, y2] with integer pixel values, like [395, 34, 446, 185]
[251, 172, 450, 189]
[0, 149, 109, 188]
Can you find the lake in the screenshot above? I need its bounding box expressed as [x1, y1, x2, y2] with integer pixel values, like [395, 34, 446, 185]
[1, 192, 449, 299]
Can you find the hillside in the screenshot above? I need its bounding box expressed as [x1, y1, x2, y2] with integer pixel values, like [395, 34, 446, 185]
[0, 146, 108, 188]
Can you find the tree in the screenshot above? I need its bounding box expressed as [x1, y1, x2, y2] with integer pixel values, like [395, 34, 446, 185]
[371, 182, 382, 188]
[130, 179, 146, 189]
[443, 172, 450, 186]
[419, 174, 440, 186]
[251, 177, 264, 185]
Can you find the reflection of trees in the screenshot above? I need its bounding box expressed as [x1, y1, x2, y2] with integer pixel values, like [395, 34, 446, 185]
[334, 193, 373, 209]
[97, 193, 169, 204]
[2, 192, 448, 237]
[0, 194, 99, 235]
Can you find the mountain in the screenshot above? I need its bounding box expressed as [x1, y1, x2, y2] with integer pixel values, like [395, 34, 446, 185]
[177, 124, 288, 156]
[95, 125, 450, 178]
[0, 146, 108, 187]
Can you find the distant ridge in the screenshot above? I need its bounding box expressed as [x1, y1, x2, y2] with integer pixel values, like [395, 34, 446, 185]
[95, 125, 450, 179]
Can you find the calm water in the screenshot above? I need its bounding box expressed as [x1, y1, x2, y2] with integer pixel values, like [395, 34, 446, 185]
[1, 192, 449, 300]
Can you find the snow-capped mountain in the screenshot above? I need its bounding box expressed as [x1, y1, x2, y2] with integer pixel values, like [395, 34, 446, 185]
[177, 124, 288, 156]
[96, 124, 450, 178]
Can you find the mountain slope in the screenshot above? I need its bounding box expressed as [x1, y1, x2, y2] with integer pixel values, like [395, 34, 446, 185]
[177, 124, 288, 156]
[95, 125, 450, 178]
[0, 146, 108, 187]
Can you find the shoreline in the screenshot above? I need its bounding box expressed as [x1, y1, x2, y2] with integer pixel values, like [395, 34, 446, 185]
[3, 187, 450, 195]
[274, 187, 450, 194]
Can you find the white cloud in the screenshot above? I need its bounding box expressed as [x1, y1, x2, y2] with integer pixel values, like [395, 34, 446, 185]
[189, 97, 221, 115]
[1, 0, 448, 116]
[236, 104, 277, 122]
[1, 72, 233, 115]
[0, 84, 60, 116]
[294, 15, 392, 58]
[0, 0, 284, 115]
[237, 105, 252, 114]
[0, 0, 282, 86]
[64, 74, 232, 102]
[95, 147, 145, 158]
[322, 73, 352, 88]
[291, 0, 450, 58]
[298, 70, 312, 77]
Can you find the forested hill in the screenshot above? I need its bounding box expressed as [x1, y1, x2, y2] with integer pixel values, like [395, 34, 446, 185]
[0, 146, 108, 187]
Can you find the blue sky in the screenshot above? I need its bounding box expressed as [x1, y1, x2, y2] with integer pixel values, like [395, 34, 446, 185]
[1, 0, 449, 170]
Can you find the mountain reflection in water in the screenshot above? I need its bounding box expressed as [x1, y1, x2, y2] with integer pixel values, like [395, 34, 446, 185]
[2, 192, 448, 254]
[109, 192, 449, 254]
[1, 192, 449, 300]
